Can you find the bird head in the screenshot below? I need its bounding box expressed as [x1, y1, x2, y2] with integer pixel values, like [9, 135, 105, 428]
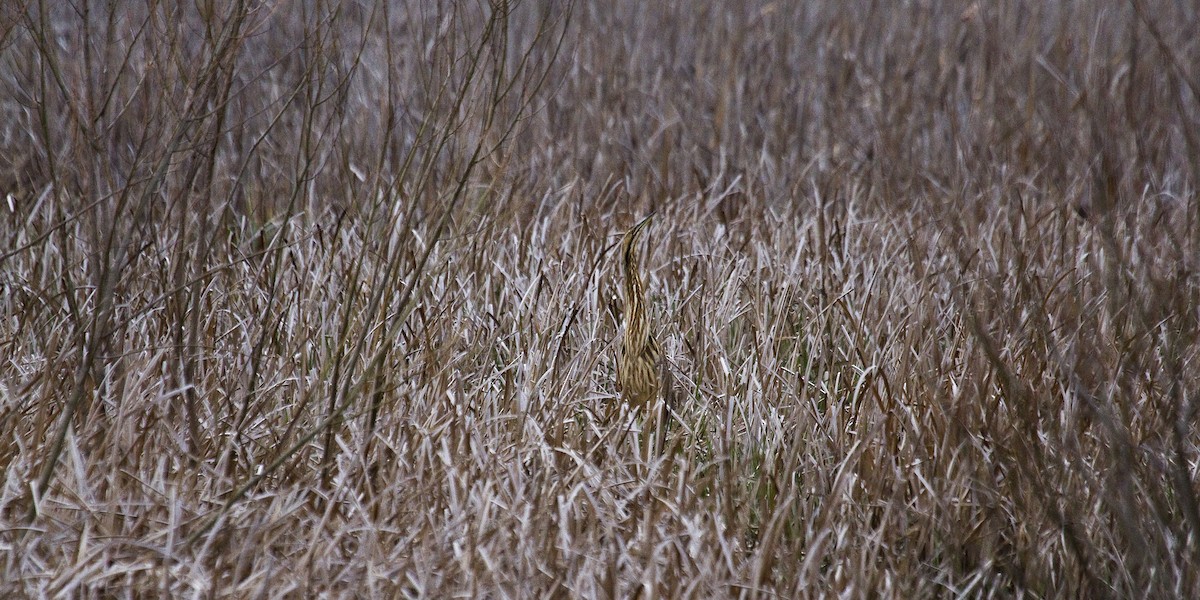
[620, 213, 654, 277]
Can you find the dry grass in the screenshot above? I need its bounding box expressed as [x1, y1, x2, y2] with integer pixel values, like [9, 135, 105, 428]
[1, 0, 1199, 597]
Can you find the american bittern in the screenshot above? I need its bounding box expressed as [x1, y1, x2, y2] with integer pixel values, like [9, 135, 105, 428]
[615, 214, 668, 454]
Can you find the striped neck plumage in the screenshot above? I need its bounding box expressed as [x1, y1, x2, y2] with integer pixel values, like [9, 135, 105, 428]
[622, 249, 649, 344]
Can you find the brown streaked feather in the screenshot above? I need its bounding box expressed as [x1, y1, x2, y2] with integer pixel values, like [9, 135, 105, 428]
[615, 214, 674, 455]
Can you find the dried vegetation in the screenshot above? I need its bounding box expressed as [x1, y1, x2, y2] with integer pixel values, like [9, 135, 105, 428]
[1, 0, 1199, 597]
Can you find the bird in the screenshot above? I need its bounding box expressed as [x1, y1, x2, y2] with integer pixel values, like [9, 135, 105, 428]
[615, 213, 669, 456]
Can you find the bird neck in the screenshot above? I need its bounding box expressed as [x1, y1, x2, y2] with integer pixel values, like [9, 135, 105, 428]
[623, 266, 649, 339]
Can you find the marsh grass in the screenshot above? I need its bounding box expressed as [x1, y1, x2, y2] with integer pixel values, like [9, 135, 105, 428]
[1, 0, 1199, 597]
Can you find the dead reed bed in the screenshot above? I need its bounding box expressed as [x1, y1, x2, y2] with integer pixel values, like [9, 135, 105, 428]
[1, 0, 1198, 597]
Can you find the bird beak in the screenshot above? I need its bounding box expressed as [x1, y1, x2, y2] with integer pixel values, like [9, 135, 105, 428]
[632, 212, 654, 236]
